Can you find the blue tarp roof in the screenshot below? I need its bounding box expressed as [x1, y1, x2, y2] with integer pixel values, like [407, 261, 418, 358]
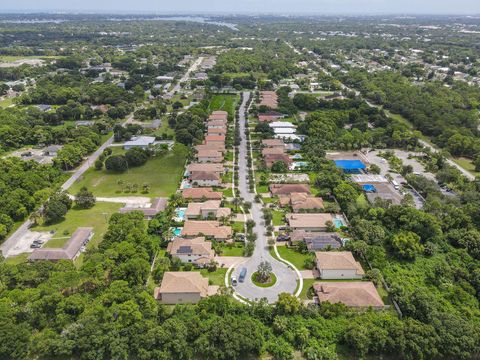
[334, 159, 366, 170]
[362, 184, 376, 192]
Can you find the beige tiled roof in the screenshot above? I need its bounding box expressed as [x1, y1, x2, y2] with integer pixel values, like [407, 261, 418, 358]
[262, 147, 285, 156]
[187, 163, 224, 174]
[205, 135, 225, 143]
[182, 221, 232, 239]
[290, 193, 324, 211]
[315, 251, 365, 274]
[313, 281, 384, 308]
[157, 272, 209, 296]
[182, 188, 222, 200]
[262, 139, 284, 148]
[191, 171, 221, 181]
[270, 183, 310, 195]
[167, 237, 214, 259]
[286, 213, 334, 228]
[197, 149, 223, 158]
[185, 200, 220, 216]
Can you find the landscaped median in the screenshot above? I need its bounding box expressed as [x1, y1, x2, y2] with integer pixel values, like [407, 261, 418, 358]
[252, 271, 277, 288]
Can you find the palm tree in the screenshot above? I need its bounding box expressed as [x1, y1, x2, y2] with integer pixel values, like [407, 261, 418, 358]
[257, 261, 272, 282]
[232, 197, 242, 212]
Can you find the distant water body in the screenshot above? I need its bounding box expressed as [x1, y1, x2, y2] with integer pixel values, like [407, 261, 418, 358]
[0, 16, 239, 30]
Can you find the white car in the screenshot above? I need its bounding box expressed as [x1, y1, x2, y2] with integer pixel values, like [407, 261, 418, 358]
[231, 276, 238, 286]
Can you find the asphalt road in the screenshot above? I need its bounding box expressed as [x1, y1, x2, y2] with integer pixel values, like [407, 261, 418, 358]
[0, 113, 134, 258]
[231, 92, 298, 303]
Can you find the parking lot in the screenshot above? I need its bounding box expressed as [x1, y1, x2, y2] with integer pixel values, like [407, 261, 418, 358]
[6, 147, 59, 164]
[8, 230, 53, 257]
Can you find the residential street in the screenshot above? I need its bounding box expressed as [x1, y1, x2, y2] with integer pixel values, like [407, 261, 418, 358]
[0, 113, 134, 258]
[231, 91, 298, 303]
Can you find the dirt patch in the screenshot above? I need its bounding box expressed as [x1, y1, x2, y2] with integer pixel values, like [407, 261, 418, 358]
[92, 176, 105, 187]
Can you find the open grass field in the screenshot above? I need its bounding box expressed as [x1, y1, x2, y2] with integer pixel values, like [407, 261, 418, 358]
[70, 144, 188, 198]
[0, 55, 62, 62]
[272, 210, 285, 226]
[453, 157, 480, 177]
[33, 202, 122, 249]
[220, 242, 245, 256]
[208, 94, 239, 118]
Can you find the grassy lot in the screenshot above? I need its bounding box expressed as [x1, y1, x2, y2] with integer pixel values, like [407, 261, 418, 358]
[70, 144, 187, 198]
[272, 210, 285, 226]
[300, 279, 317, 300]
[5, 253, 29, 265]
[277, 246, 314, 270]
[256, 185, 269, 194]
[223, 187, 233, 198]
[0, 97, 14, 108]
[33, 202, 122, 249]
[208, 94, 239, 118]
[199, 268, 227, 286]
[0, 55, 61, 62]
[220, 242, 245, 256]
[453, 157, 479, 177]
[231, 221, 245, 233]
[153, 118, 175, 139]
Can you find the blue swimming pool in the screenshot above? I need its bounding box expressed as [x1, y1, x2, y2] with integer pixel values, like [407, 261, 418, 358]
[172, 227, 182, 237]
[334, 219, 345, 228]
[175, 208, 186, 221]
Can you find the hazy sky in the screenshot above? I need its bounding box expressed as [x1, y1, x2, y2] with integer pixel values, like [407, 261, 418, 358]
[3, 0, 480, 15]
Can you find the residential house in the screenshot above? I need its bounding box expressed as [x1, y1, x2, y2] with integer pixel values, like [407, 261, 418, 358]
[186, 163, 224, 177]
[270, 184, 311, 196]
[29, 227, 93, 261]
[313, 282, 384, 309]
[154, 272, 218, 304]
[195, 142, 226, 154]
[279, 192, 324, 212]
[207, 127, 227, 136]
[185, 200, 231, 220]
[262, 138, 285, 149]
[119, 197, 167, 219]
[259, 91, 278, 109]
[190, 171, 222, 187]
[182, 188, 223, 201]
[123, 136, 156, 150]
[205, 135, 226, 144]
[264, 154, 293, 169]
[182, 221, 232, 241]
[259, 111, 285, 122]
[207, 119, 228, 129]
[286, 213, 334, 232]
[262, 147, 285, 156]
[315, 251, 364, 279]
[196, 149, 223, 163]
[289, 230, 342, 250]
[167, 237, 215, 267]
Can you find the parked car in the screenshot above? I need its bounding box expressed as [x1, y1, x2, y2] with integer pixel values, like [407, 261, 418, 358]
[30, 243, 42, 248]
[231, 276, 238, 286]
[239, 267, 247, 283]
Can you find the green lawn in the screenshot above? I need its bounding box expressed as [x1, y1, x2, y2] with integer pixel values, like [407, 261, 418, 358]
[208, 94, 239, 118]
[223, 187, 233, 198]
[220, 242, 245, 256]
[153, 119, 175, 138]
[276, 246, 313, 270]
[0, 55, 62, 62]
[453, 157, 479, 177]
[33, 202, 122, 249]
[300, 279, 317, 300]
[199, 268, 227, 286]
[0, 97, 14, 108]
[5, 253, 29, 265]
[256, 185, 269, 194]
[272, 210, 285, 226]
[70, 144, 187, 198]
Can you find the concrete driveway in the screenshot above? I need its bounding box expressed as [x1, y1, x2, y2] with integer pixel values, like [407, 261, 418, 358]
[231, 92, 298, 303]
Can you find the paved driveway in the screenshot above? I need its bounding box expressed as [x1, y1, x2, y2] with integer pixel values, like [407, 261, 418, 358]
[231, 92, 298, 303]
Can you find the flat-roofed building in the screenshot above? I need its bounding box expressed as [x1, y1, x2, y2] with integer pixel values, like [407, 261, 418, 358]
[119, 198, 167, 219]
